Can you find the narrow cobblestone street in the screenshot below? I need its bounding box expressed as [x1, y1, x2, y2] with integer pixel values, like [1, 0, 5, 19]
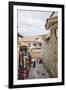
[17, 11, 58, 80]
[28, 60, 50, 79]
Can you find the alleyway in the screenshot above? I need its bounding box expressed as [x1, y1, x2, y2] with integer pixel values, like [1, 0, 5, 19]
[28, 60, 50, 79]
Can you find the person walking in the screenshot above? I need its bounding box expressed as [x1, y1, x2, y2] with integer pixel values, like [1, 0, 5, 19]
[28, 52, 32, 69]
[33, 61, 36, 68]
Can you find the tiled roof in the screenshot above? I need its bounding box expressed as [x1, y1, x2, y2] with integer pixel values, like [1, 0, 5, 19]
[21, 35, 43, 42]
[45, 12, 58, 30]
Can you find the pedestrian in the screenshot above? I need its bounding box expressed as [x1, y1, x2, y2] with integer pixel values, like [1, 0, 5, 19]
[19, 47, 24, 67]
[33, 61, 36, 68]
[28, 52, 32, 68]
[39, 59, 42, 64]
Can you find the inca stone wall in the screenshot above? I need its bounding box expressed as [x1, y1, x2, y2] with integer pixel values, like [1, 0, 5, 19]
[42, 14, 58, 78]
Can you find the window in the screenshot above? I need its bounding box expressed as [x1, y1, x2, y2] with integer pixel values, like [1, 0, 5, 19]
[33, 43, 36, 46]
[28, 43, 31, 47]
[39, 43, 42, 46]
[36, 38, 39, 40]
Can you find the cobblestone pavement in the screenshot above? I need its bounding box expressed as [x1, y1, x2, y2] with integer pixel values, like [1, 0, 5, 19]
[28, 60, 50, 79]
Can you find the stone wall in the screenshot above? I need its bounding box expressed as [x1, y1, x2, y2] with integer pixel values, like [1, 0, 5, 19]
[42, 14, 58, 78]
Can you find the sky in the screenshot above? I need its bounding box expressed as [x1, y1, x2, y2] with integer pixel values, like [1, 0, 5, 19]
[17, 10, 53, 36]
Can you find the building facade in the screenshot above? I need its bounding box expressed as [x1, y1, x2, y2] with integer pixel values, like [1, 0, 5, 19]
[19, 35, 43, 60]
[42, 12, 58, 77]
